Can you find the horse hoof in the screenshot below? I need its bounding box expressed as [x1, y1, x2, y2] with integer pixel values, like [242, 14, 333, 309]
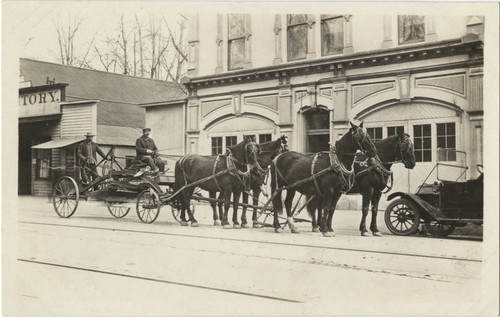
[241, 223, 250, 229]
[180, 221, 188, 227]
[361, 231, 371, 237]
[214, 220, 221, 226]
[253, 223, 262, 228]
[274, 228, 283, 233]
[312, 227, 320, 233]
[322, 232, 333, 237]
[373, 231, 383, 237]
[233, 224, 241, 229]
[291, 227, 300, 234]
[223, 224, 232, 229]
[191, 222, 199, 228]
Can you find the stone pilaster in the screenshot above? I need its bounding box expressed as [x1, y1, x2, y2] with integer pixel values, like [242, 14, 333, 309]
[215, 14, 223, 74]
[273, 14, 283, 65]
[343, 15, 354, 54]
[381, 15, 393, 49]
[244, 14, 253, 69]
[306, 14, 316, 59]
[187, 13, 199, 77]
[426, 16, 437, 42]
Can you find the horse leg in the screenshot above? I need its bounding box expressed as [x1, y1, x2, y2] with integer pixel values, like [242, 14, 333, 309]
[222, 190, 232, 229]
[217, 192, 224, 224]
[209, 191, 221, 226]
[306, 196, 316, 231]
[360, 188, 373, 237]
[284, 190, 299, 233]
[232, 190, 242, 229]
[370, 190, 383, 236]
[320, 197, 333, 237]
[251, 188, 261, 227]
[241, 191, 249, 228]
[179, 191, 189, 226]
[326, 191, 343, 237]
[316, 199, 323, 232]
[183, 188, 198, 227]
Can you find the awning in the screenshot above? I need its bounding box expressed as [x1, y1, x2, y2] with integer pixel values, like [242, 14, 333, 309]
[31, 138, 85, 149]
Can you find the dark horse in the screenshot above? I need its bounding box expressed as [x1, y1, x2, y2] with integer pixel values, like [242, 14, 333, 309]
[271, 122, 377, 237]
[174, 138, 260, 228]
[307, 133, 415, 236]
[209, 136, 289, 228]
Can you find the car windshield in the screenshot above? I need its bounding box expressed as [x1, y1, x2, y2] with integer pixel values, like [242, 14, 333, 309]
[435, 148, 467, 182]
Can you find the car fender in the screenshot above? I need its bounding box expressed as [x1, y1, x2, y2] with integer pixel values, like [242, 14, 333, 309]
[386, 192, 441, 220]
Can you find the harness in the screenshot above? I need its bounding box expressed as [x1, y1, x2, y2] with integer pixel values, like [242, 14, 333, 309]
[355, 156, 394, 193]
[179, 151, 252, 192]
[272, 148, 356, 196]
[353, 133, 412, 194]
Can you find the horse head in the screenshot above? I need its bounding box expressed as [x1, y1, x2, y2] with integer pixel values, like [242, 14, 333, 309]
[279, 135, 289, 153]
[349, 121, 377, 158]
[243, 137, 261, 168]
[398, 133, 416, 169]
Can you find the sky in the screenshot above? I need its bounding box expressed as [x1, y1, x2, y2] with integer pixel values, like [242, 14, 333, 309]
[4, 1, 189, 66]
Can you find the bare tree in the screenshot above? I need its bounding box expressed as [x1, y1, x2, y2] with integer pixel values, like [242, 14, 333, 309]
[53, 15, 85, 66]
[163, 16, 188, 83]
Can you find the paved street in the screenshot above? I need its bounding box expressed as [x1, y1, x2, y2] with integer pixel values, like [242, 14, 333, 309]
[10, 196, 486, 316]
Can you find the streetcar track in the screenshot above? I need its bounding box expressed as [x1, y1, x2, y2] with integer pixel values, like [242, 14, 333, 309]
[17, 258, 303, 304]
[19, 221, 482, 263]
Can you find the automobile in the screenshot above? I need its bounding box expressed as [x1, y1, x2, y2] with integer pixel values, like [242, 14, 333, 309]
[384, 148, 483, 237]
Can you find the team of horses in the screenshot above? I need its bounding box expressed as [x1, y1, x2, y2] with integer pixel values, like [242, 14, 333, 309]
[174, 122, 416, 237]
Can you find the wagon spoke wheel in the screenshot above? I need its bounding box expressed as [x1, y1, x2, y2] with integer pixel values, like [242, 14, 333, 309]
[424, 221, 456, 237]
[384, 198, 421, 236]
[136, 190, 161, 224]
[107, 204, 131, 219]
[52, 176, 79, 218]
[170, 200, 195, 223]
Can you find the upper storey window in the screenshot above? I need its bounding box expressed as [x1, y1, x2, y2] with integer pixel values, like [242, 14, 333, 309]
[398, 15, 425, 45]
[321, 15, 344, 56]
[287, 14, 308, 61]
[228, 14, 246, 70]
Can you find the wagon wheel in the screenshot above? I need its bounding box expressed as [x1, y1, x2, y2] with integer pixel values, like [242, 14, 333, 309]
[52, 176, 80, 218]
[170, 199, 196, 223]
[384, 198, 421, 236]
[136, 189, 161, 223]
[106, 203, 131, 219]
[424, 221, 456, 237]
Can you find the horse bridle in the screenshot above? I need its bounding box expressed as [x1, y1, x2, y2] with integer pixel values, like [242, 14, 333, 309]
[255, 138, 288, 176]
[397, 133, 413, 165]
[351, 127, 371, 156]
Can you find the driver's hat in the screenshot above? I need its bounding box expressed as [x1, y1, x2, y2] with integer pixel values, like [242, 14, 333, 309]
[142, 127, 151, 132]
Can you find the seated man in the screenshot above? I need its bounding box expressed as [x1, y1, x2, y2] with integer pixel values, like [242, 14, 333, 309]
[135, 127, 165, 173]
[78, 132, 108, 188]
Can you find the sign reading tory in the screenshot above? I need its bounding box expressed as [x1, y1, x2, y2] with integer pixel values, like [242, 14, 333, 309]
[19, 84, 67, 118]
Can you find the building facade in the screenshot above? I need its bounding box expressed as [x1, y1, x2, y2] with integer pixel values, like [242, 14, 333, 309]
[19, 59, 184, 195]
[178, 14, 484, 208]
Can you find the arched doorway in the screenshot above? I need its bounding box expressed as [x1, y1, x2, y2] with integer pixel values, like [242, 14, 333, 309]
[302, 107, 331, 153]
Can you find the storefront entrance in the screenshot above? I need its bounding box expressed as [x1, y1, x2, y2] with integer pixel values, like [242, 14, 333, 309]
[18, 120, 59, 195]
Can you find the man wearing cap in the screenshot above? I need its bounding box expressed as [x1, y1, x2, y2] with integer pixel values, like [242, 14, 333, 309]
[135, 128, 165, 173]
[78, 132, 108, 186]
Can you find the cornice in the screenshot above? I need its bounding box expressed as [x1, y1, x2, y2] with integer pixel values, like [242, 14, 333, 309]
[183, 39, 482, 91]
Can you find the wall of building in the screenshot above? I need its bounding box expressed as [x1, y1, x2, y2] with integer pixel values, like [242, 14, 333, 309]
[183, 14, 484, 210]
[145, 103, 185, 155]
[191, 14, 478, 78]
